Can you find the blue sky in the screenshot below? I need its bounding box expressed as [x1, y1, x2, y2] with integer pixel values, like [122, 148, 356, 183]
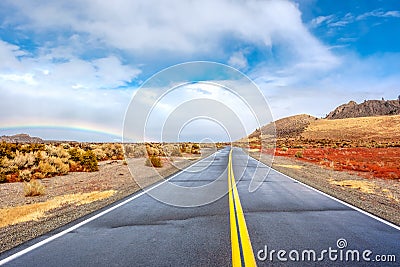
[0, 0, 399, 141]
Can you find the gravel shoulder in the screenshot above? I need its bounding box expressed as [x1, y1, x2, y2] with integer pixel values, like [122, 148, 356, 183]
[0, 151, 212, 254]
[252, 153, 400, 226]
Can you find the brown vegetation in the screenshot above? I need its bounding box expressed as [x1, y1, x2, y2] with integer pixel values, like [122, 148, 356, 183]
[0, 142, 125, 184]
[23, 179, 45, 197]
[274, 147, 400, 180]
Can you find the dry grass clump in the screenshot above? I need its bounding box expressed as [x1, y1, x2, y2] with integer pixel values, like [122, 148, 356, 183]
[179, 143, 201, 154]
[0, 190, 116, 227]
[124, 144, 147, 158]
[95, 143, 124, 160]
[330, 179, 376, 194]
[145, 156, 163, 168]
[162, 144, 182, 157]
[68, 147, 98, 172]
[23, 179, 45, 197]
[295, 151, 303, 158]
[191, 143, 201, 154]
[141, 143, 202, 168]
[0, 142, 103, 183]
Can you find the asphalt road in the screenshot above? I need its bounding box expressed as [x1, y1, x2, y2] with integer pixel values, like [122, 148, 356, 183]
[1, 147, 399, 266]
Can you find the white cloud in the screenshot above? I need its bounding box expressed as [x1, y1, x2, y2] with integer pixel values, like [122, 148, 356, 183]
[0, 73, 36, 85]
[357, 9, 400, 20]
[3, 0, 336, 64]
[0, 40, 26, 71]
[309, 15, 335, 28]
[0, 40, 140, 138]
[228, 51, 248, 70]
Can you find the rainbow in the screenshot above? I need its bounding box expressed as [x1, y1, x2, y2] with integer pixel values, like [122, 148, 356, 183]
[0, 121, 123, 142]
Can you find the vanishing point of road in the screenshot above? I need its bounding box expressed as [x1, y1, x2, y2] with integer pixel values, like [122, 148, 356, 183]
[1, 147, 399, 266]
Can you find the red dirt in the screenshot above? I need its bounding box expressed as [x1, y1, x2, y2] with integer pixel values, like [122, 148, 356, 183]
[269, 147, 400, 180]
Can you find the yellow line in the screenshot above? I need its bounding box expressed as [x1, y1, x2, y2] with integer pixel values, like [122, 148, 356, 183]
[228, 149, 257, 267]
[228, 153, 241, 267]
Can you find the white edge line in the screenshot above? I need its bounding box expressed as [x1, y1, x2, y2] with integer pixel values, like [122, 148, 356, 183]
[247, 155, 400, 231]
[0, 152, 218, 266]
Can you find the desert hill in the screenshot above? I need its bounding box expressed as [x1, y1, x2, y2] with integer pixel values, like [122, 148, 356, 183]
[260, 114, 317, 139]
[302, 115, 400, 142]
[244, 114, 400, 146]
[243, 98, 400, 145]
[0, 134, 44, 143]
[326, 99, 400, 119]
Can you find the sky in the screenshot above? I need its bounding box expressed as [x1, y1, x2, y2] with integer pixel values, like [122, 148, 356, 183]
[0, 0, 399, 142]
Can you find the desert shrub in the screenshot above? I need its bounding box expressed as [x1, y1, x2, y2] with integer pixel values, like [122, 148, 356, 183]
[61, 143, 71, 149]
[93, 148, 107, 161]
[295, 151, 303, 158]
[48, 156, 69, 175]
[0, 172, 6, 183]
[68, 147, 84, 162]
[191, 143, 201, 154]
[19, 169, 32, 182]
[12, 151, 36, 169]
[46, 145, 70, 159]
[124, 144, 146, 158]
[161, 145, 182, 157]
[0, 157, 18, 175]
[101, 144, 124, 160]
[171, 148, 182, 157]
[192, 143, 200, 149]
[68, 160, 81, 172]
[180, 144, 192, 153]
[146, 156, 163, 167]
[80, 150, 99, 171]
[0, 156, 10, 169]
[24, 179, 45, 196]
[38, 161, 57, 177]
[34, 151, 47, 164]
[0, 142, 17, 158]
[146, 145, 160, 157]
[123, 145, 134, 157]
[133, 145, 147, 158]
[169, 146, 182, 157]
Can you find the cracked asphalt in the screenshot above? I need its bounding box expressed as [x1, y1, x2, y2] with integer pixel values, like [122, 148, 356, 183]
[1, 147, 399, 266]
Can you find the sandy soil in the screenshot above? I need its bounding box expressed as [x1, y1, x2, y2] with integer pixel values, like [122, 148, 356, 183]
[0, 152, 210, 254]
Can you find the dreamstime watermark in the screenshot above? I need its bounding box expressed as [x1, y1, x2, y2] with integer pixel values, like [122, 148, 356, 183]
[257, 238, 396, 263]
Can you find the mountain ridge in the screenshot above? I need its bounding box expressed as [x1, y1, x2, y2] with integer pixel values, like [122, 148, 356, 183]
[0, 134, 44, 143]
[326, 99, 400, 119]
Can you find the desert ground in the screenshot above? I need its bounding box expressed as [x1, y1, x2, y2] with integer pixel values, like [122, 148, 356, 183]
[241, 114, 400, 227]
[0, 142, 214, 253]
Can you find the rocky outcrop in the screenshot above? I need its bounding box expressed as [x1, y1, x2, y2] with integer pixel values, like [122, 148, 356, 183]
[0, 134, 44, 143]
[326, 99, 400, 119]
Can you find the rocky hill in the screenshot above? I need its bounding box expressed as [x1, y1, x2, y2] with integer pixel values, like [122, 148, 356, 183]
[0, 134, 44, 143]
[247, 114, 317, 140]
[326, 99, 400, 119]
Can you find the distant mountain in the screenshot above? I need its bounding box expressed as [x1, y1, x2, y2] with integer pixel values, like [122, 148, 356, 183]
[0, 134, 44, 143]
[326, 99, 400, 119]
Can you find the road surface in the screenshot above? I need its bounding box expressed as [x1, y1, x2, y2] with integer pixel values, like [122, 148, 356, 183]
[1, 147, 399, 266]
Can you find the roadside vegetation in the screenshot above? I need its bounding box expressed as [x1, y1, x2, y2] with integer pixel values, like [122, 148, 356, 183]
[125, 142, 203, 168]
[0, 142, 123, 184]
[0, 141, 205, 183]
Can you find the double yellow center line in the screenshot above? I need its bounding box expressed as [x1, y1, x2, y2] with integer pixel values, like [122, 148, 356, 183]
[228, 149, 257, 267]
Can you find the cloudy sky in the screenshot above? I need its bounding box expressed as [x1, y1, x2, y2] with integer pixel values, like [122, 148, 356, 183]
[0, 0, 399, 141]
